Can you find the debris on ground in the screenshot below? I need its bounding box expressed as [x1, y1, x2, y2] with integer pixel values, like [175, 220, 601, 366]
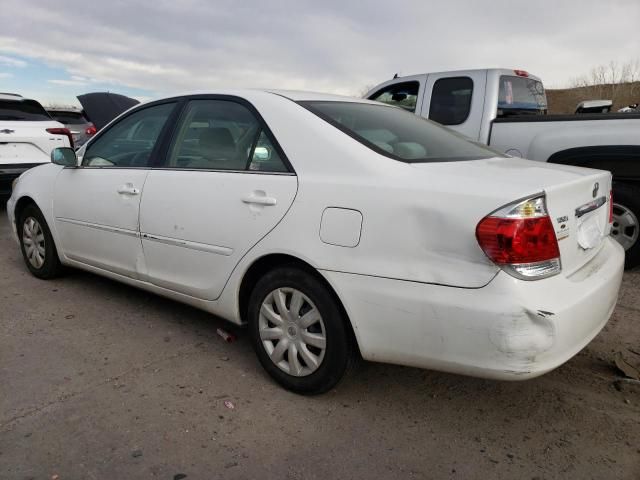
[216, 328, 236, 343]
[614, 349, 640, 380]
[131, 449, 143, 458]
[224, 400, 235, 410]
[174, 474, 187, 480]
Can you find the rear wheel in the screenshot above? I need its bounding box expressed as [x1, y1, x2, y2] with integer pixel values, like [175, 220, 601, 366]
[248, 266, 357, 394]
[18, 204, 63, 279]
[611, 182, 640, 269]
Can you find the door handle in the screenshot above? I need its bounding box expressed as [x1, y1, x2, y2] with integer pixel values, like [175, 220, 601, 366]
[242, 194, 277, 206]
[117, 183, 140, 195]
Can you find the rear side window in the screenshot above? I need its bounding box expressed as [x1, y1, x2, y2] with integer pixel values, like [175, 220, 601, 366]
[368, 81, 420, 112]
[428, 77, 473, 125]
[166, 99, 288, 172]
[0, 99, 51, 121]
[301, 101, 503, 163]
[48, 111, 88, 125]
[83, 102, 174, 167]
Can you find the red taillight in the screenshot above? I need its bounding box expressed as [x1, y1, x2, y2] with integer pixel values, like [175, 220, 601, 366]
[514, 69, 529, 77]
[85, 124, 97, 136]
[46, 127, 74, 149]
[476, 195, 561, 279]
[476, 216, 560, 264]
[609, 190, 614, 223]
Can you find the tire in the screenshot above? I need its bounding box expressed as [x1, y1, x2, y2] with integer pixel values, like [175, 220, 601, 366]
[18, 203, 63, 279]
[248, 266, 357, 395]
[611, 182, 640, 270]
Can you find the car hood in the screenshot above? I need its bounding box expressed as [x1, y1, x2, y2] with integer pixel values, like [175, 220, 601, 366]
[77, 92, 139, 131]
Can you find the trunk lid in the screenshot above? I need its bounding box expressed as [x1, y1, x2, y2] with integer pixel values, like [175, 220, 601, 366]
[409, 157, 612, 278]
[544, 170, 611, 276]
[77, 92, 139, 131]
[0, 120, 69, 165]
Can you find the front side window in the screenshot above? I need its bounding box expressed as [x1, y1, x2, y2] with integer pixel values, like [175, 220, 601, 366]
[428, 77, 473, 125]
[301, 101, 503, 163]
[166, 99, 288, 172]
[368, 81, 420, 112]
[83, 102, 175, 167]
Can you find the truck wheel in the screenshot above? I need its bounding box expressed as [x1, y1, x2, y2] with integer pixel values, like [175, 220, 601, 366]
[611, 183, 640, 269]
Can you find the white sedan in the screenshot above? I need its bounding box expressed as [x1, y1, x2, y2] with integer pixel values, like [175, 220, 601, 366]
[7, 90, 625, 394]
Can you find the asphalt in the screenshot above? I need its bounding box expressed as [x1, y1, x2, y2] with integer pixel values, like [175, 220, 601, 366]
[0, 202, 638, 479]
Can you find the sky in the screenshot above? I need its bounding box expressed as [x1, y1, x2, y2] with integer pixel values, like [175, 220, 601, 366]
[0, 0, 638, 107]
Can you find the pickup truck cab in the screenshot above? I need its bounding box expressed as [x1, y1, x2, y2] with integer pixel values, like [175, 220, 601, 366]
[366, 68, 640, 268]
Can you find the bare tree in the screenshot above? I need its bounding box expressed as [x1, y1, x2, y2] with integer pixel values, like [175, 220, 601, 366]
[568, 59, 640, 109]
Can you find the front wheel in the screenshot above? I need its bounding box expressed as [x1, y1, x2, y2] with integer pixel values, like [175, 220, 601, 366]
[248, 266, 357, 395]
[18, 204, 63, 279]
[611, 182, 640, 269]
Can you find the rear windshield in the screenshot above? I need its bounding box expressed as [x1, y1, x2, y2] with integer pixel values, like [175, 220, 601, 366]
[0, 99, 51, 121]
[497, 76, 547, 117]
[300, 101, 504, 163]
[48, 111, 87, 125]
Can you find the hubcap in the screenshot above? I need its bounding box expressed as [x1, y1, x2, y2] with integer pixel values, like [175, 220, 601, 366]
[22, 217, 45, 269]
[611, 203, 639, 251]
[259, 288, 326, 377]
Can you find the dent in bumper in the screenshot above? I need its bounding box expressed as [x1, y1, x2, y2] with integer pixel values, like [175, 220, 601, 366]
[320, 238, 624, 380]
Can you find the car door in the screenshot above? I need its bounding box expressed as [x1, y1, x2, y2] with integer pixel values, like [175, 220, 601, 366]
[53, 101, 177, 278]
[139, 97, 298, 300]
[422, 71, 487, 140]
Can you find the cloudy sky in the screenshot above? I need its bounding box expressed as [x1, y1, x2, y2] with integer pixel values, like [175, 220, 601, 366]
[1, 0, 638, 106]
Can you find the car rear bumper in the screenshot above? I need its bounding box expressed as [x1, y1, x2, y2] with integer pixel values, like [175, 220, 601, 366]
[321, 237, 624, 380]
[0, 163, 44, 196]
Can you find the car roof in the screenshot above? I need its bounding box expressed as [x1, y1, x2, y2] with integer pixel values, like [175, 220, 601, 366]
[265, 90, 378, 103]
[151, 89, 376, 105]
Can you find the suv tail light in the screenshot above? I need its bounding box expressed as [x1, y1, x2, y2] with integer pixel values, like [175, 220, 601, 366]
[85, 124, 97, 136]
[46, 127, 74, 149]
[476, 194, 561, 280]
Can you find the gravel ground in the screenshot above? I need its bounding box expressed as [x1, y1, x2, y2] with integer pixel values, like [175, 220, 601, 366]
[0, 204, 638, 479]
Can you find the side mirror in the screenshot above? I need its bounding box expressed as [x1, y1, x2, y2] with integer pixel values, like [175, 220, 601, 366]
[51, 147, 78, 167]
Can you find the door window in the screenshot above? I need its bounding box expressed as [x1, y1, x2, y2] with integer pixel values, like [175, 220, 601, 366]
[428, 77, 473, 125]
[166, 99, 288, 172]
[369, 81, 420, 112]
[82, 102, 175, 167]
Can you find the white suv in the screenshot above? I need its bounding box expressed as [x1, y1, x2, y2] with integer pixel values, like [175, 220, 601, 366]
[0, 93, 72, 196]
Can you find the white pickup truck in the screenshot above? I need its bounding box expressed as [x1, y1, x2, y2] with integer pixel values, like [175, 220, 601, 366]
[366, 68, 640, 268]
[0, 93, 72, 196]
